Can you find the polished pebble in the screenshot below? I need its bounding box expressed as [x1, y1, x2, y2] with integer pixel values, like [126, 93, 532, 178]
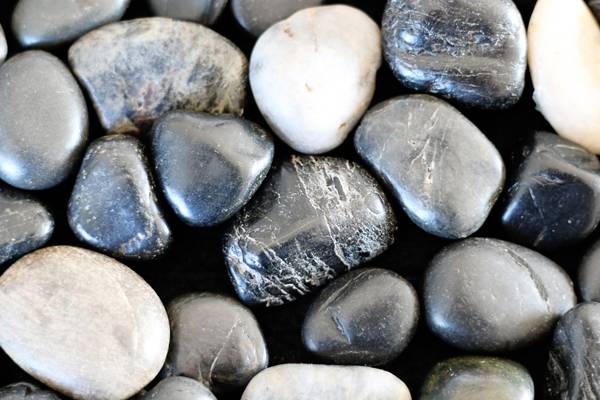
[0, 383, 60, 400]
[579, 240, 600, 302]
[0, 25, 6, 65]
[142, 377, 216, 400]
[148, 0, 227, 25]
[231, 0, 323, 36]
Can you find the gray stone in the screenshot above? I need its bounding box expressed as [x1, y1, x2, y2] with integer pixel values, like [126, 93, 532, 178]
[579, 239, 600, 302]
[148, 0, 227, 25]
[143, 377, 216, 400]
[0, 25, 6, 65]
[231, 0, 323, 36]
[0, 383, 60, 400]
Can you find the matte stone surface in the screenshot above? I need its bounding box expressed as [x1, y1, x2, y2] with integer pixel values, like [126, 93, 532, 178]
[302, 268, 418, 366]
[0, 383, 60, 400]
[382, 0, 527, 109]
[148, 0, 227, 25]
[68, 135, 172, 260]
[0, 51, 88, 190]
[0, 246, 170, 400]
[355, 95, 505, 239]
[143, 377, 216, 400]
[579, 239, 600, 302]
[152, 112, 274, 227]
[231, 0, 323, 36]
[224, 156, 397, 306]
[0, 25, 6, 64]
[69, 17, 247, 135]
[425, 237, 576, 352]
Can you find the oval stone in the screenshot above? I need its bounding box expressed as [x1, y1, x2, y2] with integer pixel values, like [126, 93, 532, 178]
[0, 246, 170, 399]
[579, 240, 600, 302]
[148, 0, 227, 25]
[0, 51, 88, 190]
[0, 25, 6, 65]
[231, 0, 323, 36]
[0, 383, 60, 400]
[142, 377, 216, 400]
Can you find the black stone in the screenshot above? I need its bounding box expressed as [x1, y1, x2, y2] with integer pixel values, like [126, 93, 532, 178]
[0, 383, 60, 400]
[142, 377, 216, 400]
[579, 239, 600, 302]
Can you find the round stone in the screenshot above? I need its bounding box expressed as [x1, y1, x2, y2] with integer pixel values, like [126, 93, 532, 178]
[142, 377, 216, 400]
[148, 0, 227, 25]
[0, 25, 7, 65]
[579, 240, 600, 302]
[231, 0, 323, 36]
[0, 383, 60, 400]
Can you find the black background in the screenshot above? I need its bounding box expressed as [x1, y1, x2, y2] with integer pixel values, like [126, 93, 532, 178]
[0, 0, 590, 399]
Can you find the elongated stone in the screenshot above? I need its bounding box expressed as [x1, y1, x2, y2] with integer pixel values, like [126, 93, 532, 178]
[231, 0, 323, 36]
[143, 377, 216, 400]
[0, 25, 6, 65]
[0, 383, 60, 400]
[148, 0, 227, 25]
[579, 239, 600, 302]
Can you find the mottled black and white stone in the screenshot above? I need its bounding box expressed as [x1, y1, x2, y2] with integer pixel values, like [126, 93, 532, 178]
[0, 25, 6, 65]
[69, 17, 247, 135]
[425, 237, 576, 352]
[382, 0, 527, 109]
[579, 239, 600, 302]
[224, 156, 397, 306]
[142, 377, 216, 400]
[152, 112, 274, 227]
[0, 383, 60, 400]
[68, 135, 171, 260]
[148, 0, 226, 25]
[231, 0, 323, 36]
[302, 268, 418, 366]
[355, 95, 505, 239]
[501, 132, 600, 249]
[12, 0, 130, 48]
[0, 51, 88, 190]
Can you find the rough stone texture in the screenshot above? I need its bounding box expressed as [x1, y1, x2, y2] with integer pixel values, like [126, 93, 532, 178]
[0, 51, 88, 190]
[579, 239, 600, 302]
[382, 0, 527, 109]
[0, 246, 170, 400]
[0, 25, 6, 65]
[69, 17, 247, 135]
[231, 0, 323, 36]
[0, 383, 60, 400]
[249, 5, 381, 154]
[148, 0, 227, 25]
[142, 377, 216, 400]
[152, 111, 274, 227]
[355, 95, 505, 239]
[68, 135, 172, 260]
[425, 237, 576, 352]
[302, 268, 418, 366]
[224, 156, 397, 307]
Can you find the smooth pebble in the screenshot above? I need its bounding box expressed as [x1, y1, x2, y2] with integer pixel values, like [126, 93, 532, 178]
[148, 0, 227, 25]
[142, 377, 216, 400]
[231, 0, 323, 36]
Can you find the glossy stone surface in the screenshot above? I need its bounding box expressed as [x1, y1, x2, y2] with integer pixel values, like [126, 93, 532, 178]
[152, 112, 274, 227]
[302, 268, 418, 366]
[143, 377, 216, 400]
[0, 25, 6, 65]
[355, 95, 505, 239]
[0, 383, 60, 400]
[148, 0, 226, 25]
[501, 132, 600, 249]
[231, 0, 323, 36]
[0, 246, 170, 399]
[224, 156, 397, 306]
[250, 5, 381, 154]
[69, 17, 247, 135]
[68, 135, 172, 260]
[425, 237, 576, 352]
[579, 239, 600, 302]
[163, 293, 268, 390]
[382, 0, 527, 109]
[0, 51, 88, 190]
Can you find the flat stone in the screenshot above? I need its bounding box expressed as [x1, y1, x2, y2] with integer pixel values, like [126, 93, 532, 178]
[231, 0, 323, 36]
[68, 135, 172, 260]
[69, 17, 247, 135]
[249, 5, 381, 154]
[148, 0, 227, 25]
[0, 51, 88, 190]
[382, 0, 527, 109]
[163, 293, 268, 390]
[143, 377, 216, 400]
[0, 383, 60, 400]
[12, 0, 130, 48]
[0, 25, 6, 65]
[302, 268, 418, 366]
[355, 95, 505, 239]
[421, 356, 534, 400]
[579, 240, 600, 302]
[501, 132, 600, 249]
[152, 111, 274, 227]
[241, 364, 411, 400]
[0, 246, 170, 399]
[425, 237, 576, 352]
[224, 156, 397, 306]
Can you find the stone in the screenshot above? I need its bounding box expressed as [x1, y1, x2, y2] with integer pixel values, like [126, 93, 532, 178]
[382, 0, 527, 109]
[241, 364, 411, 400]
[302, 268, 418, 366]
[249, 5, 381, 154]
[579, 239, 600, 302]
[421, 356, 534, 400]
[12, 0, 130, 48]
[143, 377, 216, 400]
[425, 237, 576, 352]
[0, 25, 6, 65]
[0, 51, 88, 190]
[68, 135, 172, 260]
[0, 383, 60, 400]
[0, 246, 170, 400]
[163, 293, 268, 390]
[588, 0, 600, 20]
[152, 112, 274, 227]
[224, 156, 397, 306]
[148, 0, 227, 25]
[231, 0, 323, 36]
[69, 17, 247, 135]
[355, 95, 505, 239]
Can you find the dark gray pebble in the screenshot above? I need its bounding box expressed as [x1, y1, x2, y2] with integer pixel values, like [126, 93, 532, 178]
[0, 383, 60, 400]
[142, 377, 216, 400]
[148, 0, 227, 25]
[231, 0, 323, 36]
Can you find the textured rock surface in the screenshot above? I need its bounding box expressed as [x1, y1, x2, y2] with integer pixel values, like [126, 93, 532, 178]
[0, 25, 6, 65]
[69, 17, 247, 135]
[148, 0, 227, 25]
[0, 51, 88, 190]
[68, 135, 172, 260]
[143, 377, 216, 400]
[250, 5, 381, 154]
[0, 246, 170, 400]
[425, 237, 576, 352]
[0, 383, 60, 400]
[224, 156, 397, 306]
[355, 95, 505, 239]
[231, 0, 323, 36]
[382, 0, 527, 109]
[152, 112, 273, 227]
[302, 268, 418, 366]
[579, 239, 600, 302]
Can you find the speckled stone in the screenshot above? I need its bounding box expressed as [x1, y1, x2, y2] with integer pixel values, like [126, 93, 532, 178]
[152, 112, 274, 227]
[0, 383, 60, 400]
[0, 51, 88, 190]
[69, 17, 247, 135]
[425, 237, 576, 352]
[224, 156, 397, 307]
[68, 135, 172, 260]
[355, 95, 505, 239]
[579, 240, 600, 302]
[382, 0, 527, 109]
[0, 25, 6, 65]
[231, 0, 323, 36]
[143, 377, 216, 400]
[148, 0, 227, 25]
[302, 268, 418, 366]
[0, 246, 170, 400]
